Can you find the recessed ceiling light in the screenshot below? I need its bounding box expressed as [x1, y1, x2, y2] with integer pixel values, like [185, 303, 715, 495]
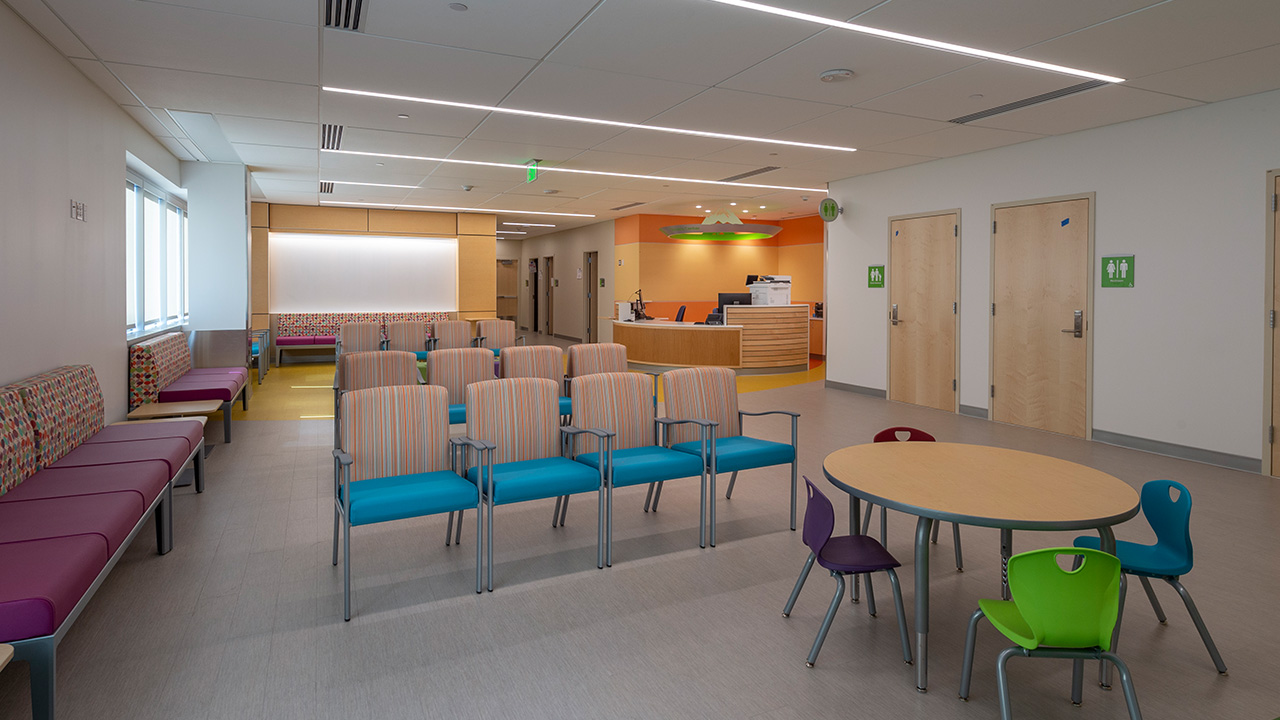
[323, 87, 859, 153]
[695, 205, 702, 209]
[759, 205, 766, 209]
[448, 3, 468, 10]
[705, 0, 1125, 84]
[705, 210, 711, 213]
[321, 200, 595, 218]
[819, 69, 855, 83]
[730, 202, 737, 206]
[497, 230, 526, 235]
[504, 222, 556, 227]
[542, 189, 559, 195]
[323, 148, 829, 193]
[324, 180, 419, 189]
[397, 113, 410, 119]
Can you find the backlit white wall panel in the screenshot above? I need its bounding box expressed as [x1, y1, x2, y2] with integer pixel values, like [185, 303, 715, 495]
[268, 233, 458, 312]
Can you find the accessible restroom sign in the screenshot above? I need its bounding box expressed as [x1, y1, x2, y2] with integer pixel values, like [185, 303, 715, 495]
[1101, 255, 1134, 288]
[868, 265, 885, 288]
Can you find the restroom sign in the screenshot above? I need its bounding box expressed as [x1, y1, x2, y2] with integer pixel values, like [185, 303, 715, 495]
[868, 265, 885, 288]
[1101, 255, 1134, 288]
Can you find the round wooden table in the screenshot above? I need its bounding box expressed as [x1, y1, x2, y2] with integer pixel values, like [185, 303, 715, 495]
[822, 442, 1140, 693]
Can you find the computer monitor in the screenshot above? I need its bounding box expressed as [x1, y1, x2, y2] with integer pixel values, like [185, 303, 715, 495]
[746, 274, 759, 285]
[717, 292, 751, 313]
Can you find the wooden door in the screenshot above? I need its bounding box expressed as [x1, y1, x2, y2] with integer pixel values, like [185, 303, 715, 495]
[1272, 174, 1279, 474]
[543, 256, 555, 335]
[528, 260, 538, 332]
[991, 196, 1091, 438]
[496, 260, 517, 320]
[583, 251, 599, 343]
[888, 212, 957, 412]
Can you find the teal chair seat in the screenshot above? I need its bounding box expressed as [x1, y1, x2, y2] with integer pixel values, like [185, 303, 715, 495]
[414, 351, 431, 361]
[490, 348, 502, 357]
[576, 446, 704, 488]
[467, 457, 600, 505]
[1072, 536, 1189, 578]
[251, 341, 260, 355]
[342, 471, 478, 526]
[449, 404, 466, 424]
[558, 396, 572, 416]
[672, 435, 795, 473]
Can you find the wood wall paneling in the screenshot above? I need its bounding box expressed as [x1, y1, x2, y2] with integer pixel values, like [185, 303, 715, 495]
[250, 227, 268, 315]
[458, 213, 497, 236]
[251, 202, 269, 228]
[268, 205, 368, 232]
[368, 209, 456, 235]
[725, 305, 809, 368]
[612, 322, 741, 367]
[458, 235, 497, 315]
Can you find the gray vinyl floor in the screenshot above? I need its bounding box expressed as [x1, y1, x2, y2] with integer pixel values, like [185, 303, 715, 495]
[2, 376, 1278, 719]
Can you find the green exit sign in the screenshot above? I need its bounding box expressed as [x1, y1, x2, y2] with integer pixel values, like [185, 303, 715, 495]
[525, 160, 539, 184]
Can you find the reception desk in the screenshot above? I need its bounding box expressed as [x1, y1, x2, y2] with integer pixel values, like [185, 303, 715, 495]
[613, 304, 809, 371]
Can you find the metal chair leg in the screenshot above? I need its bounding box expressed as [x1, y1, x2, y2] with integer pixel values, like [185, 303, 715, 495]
[861, 503, 874, 535]
[885, 568, 913, 665]
[953, 523, 964, 572]
[455, 509, 464, 545]
[959, 608, 986, 700]
[1071, 659, 1084, 706]
[995, 646, 1020, 720]
[930, 521, 940, 544]
[1167, 578, 1228, 674]
[863, 572, 877, 617]
[643, 482, 655, 512]
[475, 502, 482, 594]
[552, 496, 563, 527]
[446, 511, 455, 546]
[486, 494, 494, 592]
[331, 503, 340, 566]
[806, 572, 846, 667]
[725, 470, 738, 499]
[559, 495, 570, 527]
[343, 515, 352, 621]
[652, 481, 664, 511]
[783, 552, 816, 617]
[1137, 576, 1167, 623]
[1101, 574, 1128, 688]
[879, 506, 888, 546]
[1101, 652, 1145, 720]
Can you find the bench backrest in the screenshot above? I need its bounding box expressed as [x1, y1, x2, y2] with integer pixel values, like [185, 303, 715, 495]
[129, 332, 192, 409]
[11, 365, 105, 468]
[275, 311, 452, 339]
[0, 387, 37, 496]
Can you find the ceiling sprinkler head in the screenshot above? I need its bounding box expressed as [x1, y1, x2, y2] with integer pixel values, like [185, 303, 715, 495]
[448, 3, 468, 10]
[461, 185, 474, 192]
[542, 189, 559, 195]
[819, 69, 855, 83]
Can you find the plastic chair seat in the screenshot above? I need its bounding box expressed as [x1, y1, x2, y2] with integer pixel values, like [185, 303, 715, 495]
[413, 351, 430, 361]
[671, 435, 795, 473]
[1073, 536, 1191, 578]
[489, 348, 502, 357]
[977, 598, 1038, 650]
[466, 457, 600, 505]
[559, 396, 572, 416]
[341, 471, 477, 527]
[448, 404, 466, 425]
[816, 534, 901, 574]
[576, 446, 705, 488]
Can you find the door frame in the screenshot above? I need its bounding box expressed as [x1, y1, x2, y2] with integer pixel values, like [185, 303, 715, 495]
[885, 208, 961, 413]
[583, 251, 599, 343]
[542, 255, 555, 336]
[988, 192, 1096, 440]
[1263, 170, 1279, 476]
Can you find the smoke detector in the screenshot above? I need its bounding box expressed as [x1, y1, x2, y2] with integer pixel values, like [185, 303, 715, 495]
[461, 185, 474, 192]
[819, 69, 855, 83]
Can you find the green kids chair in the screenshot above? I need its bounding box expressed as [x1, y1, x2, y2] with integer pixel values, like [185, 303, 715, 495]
[958, 547, 1142, 720]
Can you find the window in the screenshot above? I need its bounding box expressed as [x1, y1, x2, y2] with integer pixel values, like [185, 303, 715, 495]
[126, 177, 188, 336]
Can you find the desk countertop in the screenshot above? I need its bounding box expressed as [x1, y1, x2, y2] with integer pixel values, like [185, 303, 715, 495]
[613, 320, 742, 329]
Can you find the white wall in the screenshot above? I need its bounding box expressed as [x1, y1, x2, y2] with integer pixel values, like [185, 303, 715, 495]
[827, 89, 1280, 460]
[0, 3, 180, 421]
[183, 162, 249, 331]
[518, 221, 616, 342]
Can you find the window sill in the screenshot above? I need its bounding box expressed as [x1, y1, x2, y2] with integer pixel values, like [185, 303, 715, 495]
[127, 319, 189, 345]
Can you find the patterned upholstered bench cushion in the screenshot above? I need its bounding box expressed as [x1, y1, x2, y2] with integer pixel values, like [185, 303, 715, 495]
[11, 366, 105, 468]
[130, 332, 246, 409]
[0, 387, 38, 496]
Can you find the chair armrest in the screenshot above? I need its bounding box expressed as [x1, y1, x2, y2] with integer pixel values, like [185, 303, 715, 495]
[560, 425, 615, 440]
[332, 449, 354, 466]
[516, 336, 527, 346]
[738, 409, 801, 418]
[657, 417, 718, 428]
[450, 436, 496, 452]
[471, 336, 486, 347]
[426, 337, 439, 351]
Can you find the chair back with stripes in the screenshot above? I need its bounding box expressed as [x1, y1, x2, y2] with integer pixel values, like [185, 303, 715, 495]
[386, 321, 428, 353]
[431, 320, 473, 350]
[499, 345, 561, 383]
[340, 385, 450, 482]
[427, 348, 494, 405]
[566, 343, 627, 378]
[661, 366, 740, 444]
[465, 378, 559, 464]
[477, 319, 516, 350]
[339, 322, 383, 354]
[569, 372, 653, 455]
[337, 351, 420, 392]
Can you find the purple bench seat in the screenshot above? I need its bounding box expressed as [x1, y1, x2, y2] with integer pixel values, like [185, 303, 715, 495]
[157, 373, 245, 404]
[49, 438, 194, 481]
[0, 462, 173, 508]
[130, 332, 249, 443]
[0, 493, 143, 556]
[0, 536, 107, 643]
[82, 422, 203, 454]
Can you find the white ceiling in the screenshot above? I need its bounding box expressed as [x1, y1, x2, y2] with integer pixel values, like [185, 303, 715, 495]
[8, 0, 1280, 238]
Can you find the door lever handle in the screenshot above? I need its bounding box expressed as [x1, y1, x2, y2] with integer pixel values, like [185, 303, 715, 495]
[890, 304, 900, 326]
[1062, 309, 1083, 338]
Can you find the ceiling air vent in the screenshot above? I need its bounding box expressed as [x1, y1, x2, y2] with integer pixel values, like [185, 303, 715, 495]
[610, 201, 646, 211]
[718, 166, 781, 182]
[324, 0, 367, 31]
[948, 80, 1108, 124]
[320, 124, 344, 150]
[319, 182, 335, 194]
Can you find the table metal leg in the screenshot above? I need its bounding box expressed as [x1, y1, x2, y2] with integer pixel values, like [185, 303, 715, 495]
[1000, 528, 1014, 601]
[914, 516, 933, 692]
[849, 496, 861, 603]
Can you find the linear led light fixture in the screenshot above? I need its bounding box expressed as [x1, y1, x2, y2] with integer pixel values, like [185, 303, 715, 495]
[704, 0, 1125, 84]
[496, 230, 527, 234]
[322, 149, 827, 193]
[323, 86, 857, 153]
[321, 200, 596, 218]
[504, 222, 556, 227]
[325, 180, 419, 189]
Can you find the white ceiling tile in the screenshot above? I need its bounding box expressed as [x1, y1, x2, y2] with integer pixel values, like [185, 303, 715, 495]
[157, 136, 197, 161]
[256, 178, 323, 193]
[398, 188, 510, 208]
[719, 29, 976, 107]
[853, 0, 1163, 54]
[869, 124, 1042, 158]
[47, 0, 317, 84]
[1128, 44, 1280, 103]
[122, 105, 176, 138]
[107, 63, 318, 121]
[650, 159, 783, 183]
[450, 139, 582, 166]
[363, 0, 599, 59]
[969, 84, 1203, 136]
[468, 114, 626, 150]
[322, 183, 413, 200]
[251, 167, 319, 183]
[263, 191, 319, 205]
[233, 143, 317, 168]
[337, 128, 462, 158]
[500, 62, 705, 124]
[696, 141, 833, 168]
[857, 61, 1090, 122]
[588, 129, 740, 160]
[774, 108, 951, 149]
[790, 149, 932, 179]
[7, 0, 93, 57]
[320, 91, 486, 138]
[320, 150, 438, 179]
[175, 137, 206, 161]
[556, 151, 685, 175]
[1023, 0, 1280, 80]
[320, 29, 536, 104]
[417, 176, 518, 195]
[475, 194, 582, 213]
[504, 176, 611, 197]
[427, 161, 531, 184]
[69, 59, 140, 106]
[647, 88, 843, 137]
[216, 115, 318, 148]
[547, 0, 830, 85]
[138, 0, 317, 25]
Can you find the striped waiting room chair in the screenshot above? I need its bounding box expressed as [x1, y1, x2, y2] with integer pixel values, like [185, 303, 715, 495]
[334, 351, 421, 448]
[387, 321, 430, 361]
[499, 345, 572, 420]
[565, 343, 628, 395]
[569, 372, 711, 562]
[459, 378, 607, 591]
[332, 385, 481, 620]
[663, 366, 799, 547]
[477, 319, 525, 357]
[426, 348, 494, 425]
[429, 320, 480, 351]
[336, 322, 383, 355]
